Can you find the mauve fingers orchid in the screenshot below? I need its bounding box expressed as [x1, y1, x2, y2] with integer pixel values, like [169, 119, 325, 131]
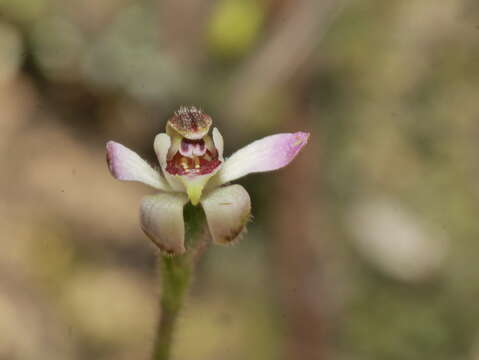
[106, 106, 309, 255]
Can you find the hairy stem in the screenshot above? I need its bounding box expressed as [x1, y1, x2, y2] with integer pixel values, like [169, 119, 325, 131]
[152, 204, 206, 360]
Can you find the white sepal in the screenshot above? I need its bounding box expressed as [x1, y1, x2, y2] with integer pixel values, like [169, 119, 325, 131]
[201, 184, 251, 244]
[140, 192, 189, 255]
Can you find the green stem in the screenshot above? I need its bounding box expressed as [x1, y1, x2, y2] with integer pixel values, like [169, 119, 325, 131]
[152, 204, 206, 360]
[153, 256, 191, 359]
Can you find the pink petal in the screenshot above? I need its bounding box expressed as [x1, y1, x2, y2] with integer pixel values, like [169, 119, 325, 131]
[201, 184, 251, 244]
[215, 132, 309, 184]
[106, 141, 169, 190]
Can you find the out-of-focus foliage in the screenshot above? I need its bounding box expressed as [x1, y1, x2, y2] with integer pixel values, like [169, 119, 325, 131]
[1, 0, 479, 359]
[207, 0, 264, 59]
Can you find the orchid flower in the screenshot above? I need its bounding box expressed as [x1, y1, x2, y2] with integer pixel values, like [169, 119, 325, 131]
[106, 106, 309, 255]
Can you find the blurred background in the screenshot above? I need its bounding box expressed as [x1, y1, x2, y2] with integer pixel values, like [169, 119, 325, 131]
[1, 0, 479, 359]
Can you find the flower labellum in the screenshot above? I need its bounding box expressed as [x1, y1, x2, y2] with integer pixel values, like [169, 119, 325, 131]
[106, 106, 309, 255]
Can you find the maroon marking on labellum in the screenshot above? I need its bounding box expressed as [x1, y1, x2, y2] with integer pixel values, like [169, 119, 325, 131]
[180, 138, 207, 157]
[166, 150, 221, 176]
